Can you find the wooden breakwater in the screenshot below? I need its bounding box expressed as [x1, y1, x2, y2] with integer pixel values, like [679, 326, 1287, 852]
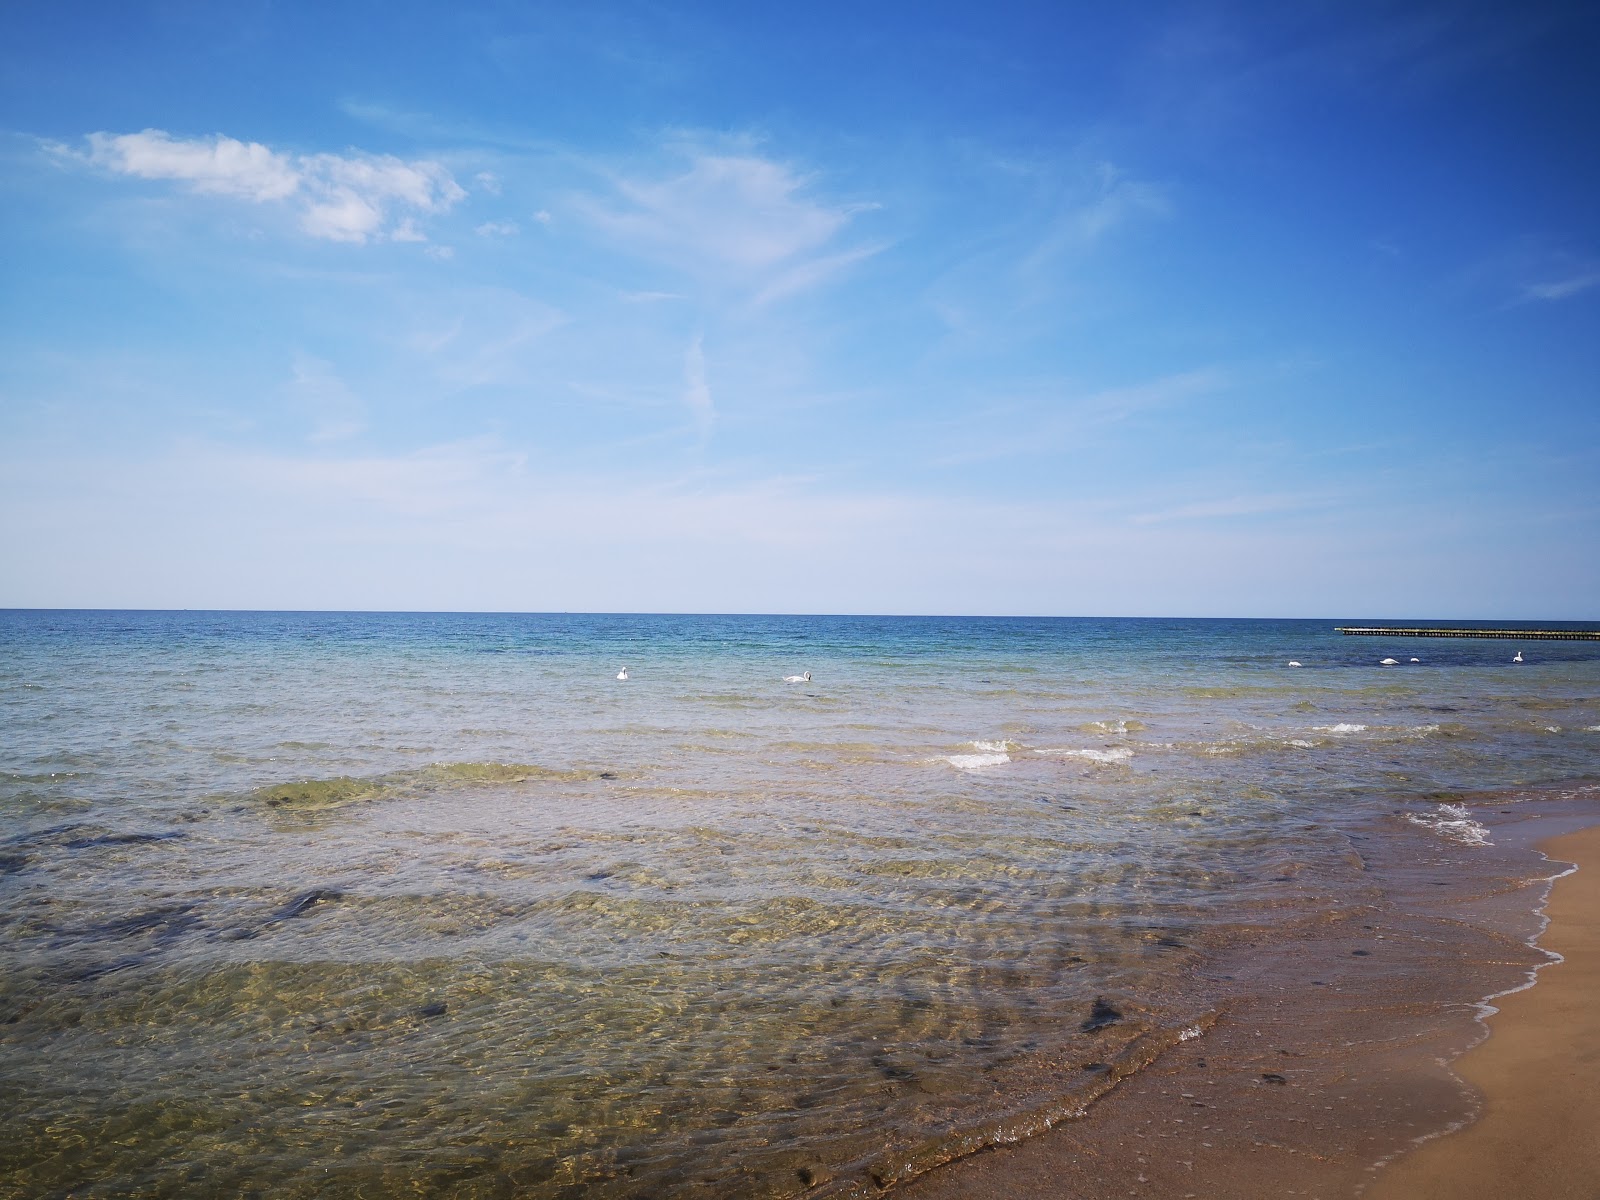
[1335, 627, 1600, 641]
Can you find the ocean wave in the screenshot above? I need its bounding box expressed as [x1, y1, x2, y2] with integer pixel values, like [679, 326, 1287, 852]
[1405, 802, 1491, 846]
[1081, 719, 1146, 734]
[1314, 723, 1367, 734]
[942, 752, 1010, 770]
[1035, 747, 1134, 764]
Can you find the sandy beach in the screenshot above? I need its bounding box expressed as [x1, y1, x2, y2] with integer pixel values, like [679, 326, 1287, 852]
[897, 818, 1600, 1200]
[1368, 823, 1600, 1200]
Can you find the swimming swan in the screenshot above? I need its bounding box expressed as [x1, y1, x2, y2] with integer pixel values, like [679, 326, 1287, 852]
[784, 671, 812, 683]
[616, 667, 629, 680]
[1287, 661, 1302, 667]
[1513, 652, 1524, 663]
[1380, 658, 1399, 666]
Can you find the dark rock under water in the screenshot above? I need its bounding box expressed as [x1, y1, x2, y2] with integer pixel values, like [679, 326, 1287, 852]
[1082, 998, 1124, 1031]
[269, 888, 343, 922]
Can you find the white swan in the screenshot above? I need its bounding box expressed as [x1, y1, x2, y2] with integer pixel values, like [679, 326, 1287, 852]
[1287, 661, 1302, 667]
[1513, 651, 1524, 663]
[1380, 658, 1399, 666]
[784, 671, 812, 683]
[1410, 658, 1421, 663]
[616, 667, 629, 680]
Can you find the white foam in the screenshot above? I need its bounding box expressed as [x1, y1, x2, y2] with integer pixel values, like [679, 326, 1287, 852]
[969, 740, 1015, 752]
[1035, 747, 1134, 763]
[1314, 723, 1367, 734]
[944, 752, 1010, 770]
[1286, 739, 1316, 748]
[1405, 802, 1491, 846]
[1587, 725, 1600, 732]
[1085, 720, 1142, 734]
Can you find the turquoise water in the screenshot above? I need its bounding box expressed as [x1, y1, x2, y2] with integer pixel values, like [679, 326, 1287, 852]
[3, 612, 1598, 1197]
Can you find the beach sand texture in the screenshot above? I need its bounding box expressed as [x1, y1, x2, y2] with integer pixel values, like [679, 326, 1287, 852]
[1368, 823, 1600, 1200]
[898, 822, 1600, 1200]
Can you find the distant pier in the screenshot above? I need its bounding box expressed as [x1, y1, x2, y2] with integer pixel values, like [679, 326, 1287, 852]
[1335, 627, 1600, 641]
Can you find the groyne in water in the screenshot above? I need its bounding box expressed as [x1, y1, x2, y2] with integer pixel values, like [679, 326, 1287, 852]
[1336, 626, 1600, 640]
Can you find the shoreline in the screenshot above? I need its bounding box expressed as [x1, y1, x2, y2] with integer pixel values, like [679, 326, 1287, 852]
[1366, 822, 1600, 1199]
[894, 806, 1599, 1200]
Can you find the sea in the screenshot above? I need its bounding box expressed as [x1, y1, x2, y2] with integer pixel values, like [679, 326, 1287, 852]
[2, 611, 1598, 1199]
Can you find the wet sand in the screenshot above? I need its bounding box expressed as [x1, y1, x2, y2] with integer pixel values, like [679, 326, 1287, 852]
[895, 812, 1599, 1200]
[1367, 823, 1600, 1200]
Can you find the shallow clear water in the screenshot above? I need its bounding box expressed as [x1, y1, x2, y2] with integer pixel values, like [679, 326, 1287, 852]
[2, 612, 1598, 1197]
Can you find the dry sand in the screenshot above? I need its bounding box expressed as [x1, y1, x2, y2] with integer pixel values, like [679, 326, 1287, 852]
[894, 822, 1599, 1200]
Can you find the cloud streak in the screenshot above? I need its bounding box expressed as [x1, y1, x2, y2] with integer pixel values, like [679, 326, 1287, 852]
[576, 149, 878, 298]
[1519, 270, 1600, 303]
[73, 129, 465, 243]
[1022, 162, 1169, 272]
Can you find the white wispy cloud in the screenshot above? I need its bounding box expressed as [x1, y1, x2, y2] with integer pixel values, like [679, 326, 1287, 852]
[71, 129, 465, 244]
[1023, 162, 1169, 271]
[1464, 238, 1600, 307]
[928, 367, 1231, 466]
[1078, 367, 1230, 423]
[576, 149, 878, 297]
[752, 243, 886, 308]
[1519, 270, 1600, 303]
[475, 220, 521, 237]
[403, 285, 566, 389]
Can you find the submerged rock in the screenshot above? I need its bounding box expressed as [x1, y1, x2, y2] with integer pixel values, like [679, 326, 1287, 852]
[65, 831, 185, 849]
[269, 888, 343, 922]
[1082, 998, 1124, 1031]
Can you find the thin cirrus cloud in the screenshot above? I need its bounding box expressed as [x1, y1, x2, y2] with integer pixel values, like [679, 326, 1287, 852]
[575, 151, 878, 295]
[68, 129, 465, 244]
[1022, 162, 1170, 271]
[1519, 270, 1600, 303]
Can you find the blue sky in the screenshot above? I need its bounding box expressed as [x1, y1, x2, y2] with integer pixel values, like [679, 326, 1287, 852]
[2, 1, 1596, 616]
